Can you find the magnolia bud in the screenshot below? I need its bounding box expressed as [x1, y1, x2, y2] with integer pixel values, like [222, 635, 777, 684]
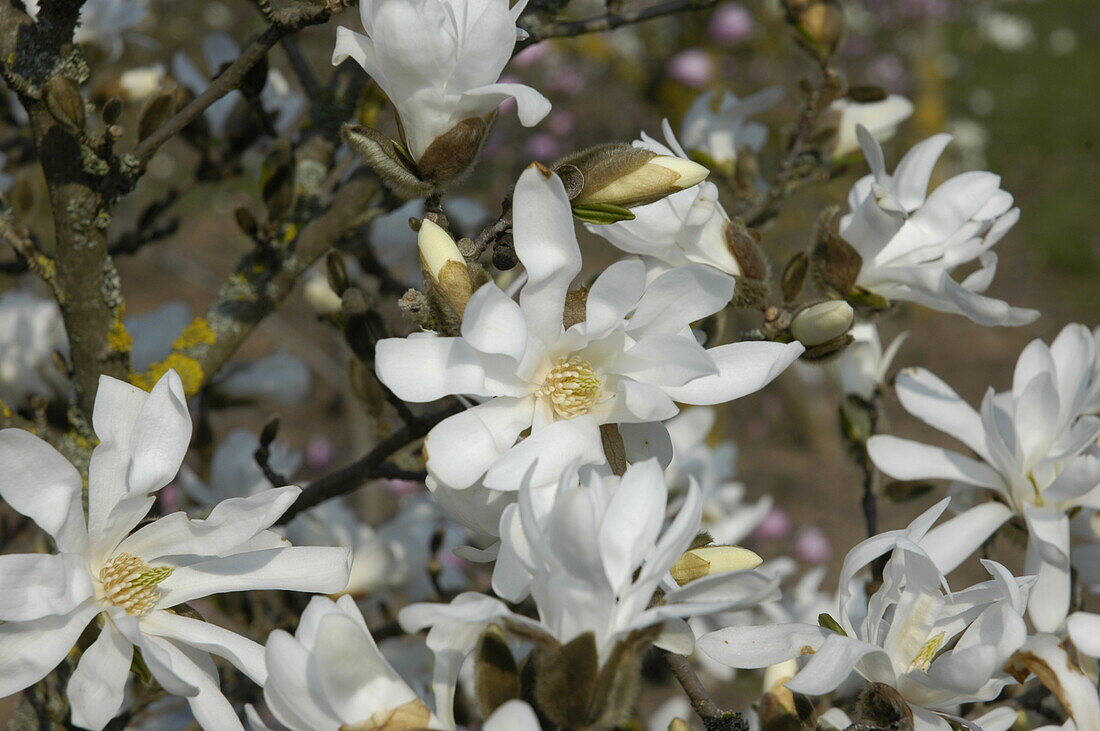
[43, 76, 87, 132]
[670, 545, 762, 586]
[560, 144, 710, 210]
[785, 0, 845, 60]
[419, 219, 473, 314]
[791, 300, 853, 347]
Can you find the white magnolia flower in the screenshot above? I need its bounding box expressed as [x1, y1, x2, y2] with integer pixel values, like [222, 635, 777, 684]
[699, 501, 1032, 731]
[826, 322, 908, 401]
[116, 63, 166, 102]
[0, 371, 350, 730]
[1007, 633, 1100, 731]
[586, 122, 745, 277]
[260, 594, 444, 731]
[377, 164, 803, 493]
[868, 324, 1100, 630]
[819, 94, 914, 159]
[332, 0, 550, 161]
[74, 0, 149, 59]
[664, 407, 771, 544]
[173, 33, 306, 138]
[178, 427, 302, 508]
[402, 459, 779, 728]
[839, 126, 1038, 326]
[679, 86, 783, 172]
[0, 289, 69, 406]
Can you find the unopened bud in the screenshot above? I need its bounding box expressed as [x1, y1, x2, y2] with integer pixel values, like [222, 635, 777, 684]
[785, 0, 845, 60]
[668, 719, 692, 731]
[671, 545, 762, 586]
[419, 219, 473, 314]
[763, 658, 799, 713]
[44, 76, 87, 132]
[791, 300, 853, 347]
[560, 144, 710, 210]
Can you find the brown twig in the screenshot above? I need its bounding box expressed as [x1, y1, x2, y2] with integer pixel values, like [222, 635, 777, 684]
[664, 652, 748, 731]
[277, 402, 461, 524]
[517, 0, 721, 51]
[131, 1, 355, 167]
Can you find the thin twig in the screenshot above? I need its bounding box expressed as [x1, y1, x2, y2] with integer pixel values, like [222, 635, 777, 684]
[277, 402, 461, 524]
[664, 652, 747, 731]
[517, 0, 720, 50]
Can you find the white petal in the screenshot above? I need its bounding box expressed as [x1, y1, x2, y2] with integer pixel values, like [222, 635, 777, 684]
[264, 630, 340, 731]
[461, 284, 528, 362]
[599, 459, 666, 592]
[142, 634, 245, 731]
[157, 546, 351, 607]
[463, 83, 551, 127]
[1023, 505, 1072, 632]
[67, 620, 132, 730]
[786, 633, 885, 696]
[890, 133, 952, 211]
[127, 369, 191, 495]
[919, 502, 1013, 574]
[583, 258, 646, 339]
[628, 264, 734, 336]
[0, 429, 86, 552]
[116, 486, 300, 561]
[375, 334, 526, 401]
[513, 165, 582, 345]
[0, 552, 93, 621]
[894, 367, 991, 461]
[313, 612, 418, 724]
[867, 435, 1004, 491]
[141, 610, 266, 685]
[662, 341, 804, 405]
[1067, 612, 1100, 658]
[484, 700, 541, 731]
[0, 601, 99, 698]
[425, 398, 533, 489]
[697, 623, 829, 669]
[1012, 633, 1100, 730]
[619, 334, 718, 387]
[482, 415, 604, 492]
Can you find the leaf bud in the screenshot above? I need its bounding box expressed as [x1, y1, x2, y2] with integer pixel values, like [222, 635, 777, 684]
[419, 219, 473, 315]
[785, 0, 845, 61]
[670, 545, 763, 586]
[559, 144, 710, 209]
[43, 76, 87, 132]
[790, 300, 854, 347]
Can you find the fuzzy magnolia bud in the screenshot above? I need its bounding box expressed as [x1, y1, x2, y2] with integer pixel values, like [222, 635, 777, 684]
[43, 76, 87, 132]
[670, 545, 762, 586]
[784, 0, 845, 60]
[791, 300, 854, 347]
[561, 144, 710, 211]
[419, 219, 473, 314]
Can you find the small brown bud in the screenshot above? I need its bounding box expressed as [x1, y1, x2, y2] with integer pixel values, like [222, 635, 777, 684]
[261, 142, 296, 222]
[785, 0, 845, 61]
[781, 251, 809, 303]
[138, 87, 183, 143]
[234, 206, 259, 238]
[44, 76, 87, 132]
[810, 208, 863, 298]
[325, 251, 349, 297]
[101, 96, 124, 125]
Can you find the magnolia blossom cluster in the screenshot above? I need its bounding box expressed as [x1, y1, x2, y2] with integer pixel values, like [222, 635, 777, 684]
[3, 0, 1099, 728]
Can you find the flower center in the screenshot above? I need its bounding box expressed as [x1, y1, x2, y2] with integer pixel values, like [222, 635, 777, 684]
[909, 631, 945, 672]
[537, 356, 602, 418]
[99, 553, 174, 616]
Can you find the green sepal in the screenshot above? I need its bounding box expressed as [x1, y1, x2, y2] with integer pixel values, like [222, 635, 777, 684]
[847, 287, 891, 311]
[571, 203, 636, 225]
[818, 612, 848, 636]
[130, 647, 153, 684]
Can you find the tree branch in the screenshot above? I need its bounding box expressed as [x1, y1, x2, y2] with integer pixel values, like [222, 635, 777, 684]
[518, 0, 720, 50]
[664, 652, 748, 731]
[277, 402, 461, 524]
[131, 0, 355, 166]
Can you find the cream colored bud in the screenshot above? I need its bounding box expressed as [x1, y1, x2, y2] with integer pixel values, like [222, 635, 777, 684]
[577, 154, 709, 208]
[670, 545, 763, 586]
[763, 658, 799, 714]
[668, 719, 693, 731]
[791, 300, 854, 347]
[418, 219, 473, 314]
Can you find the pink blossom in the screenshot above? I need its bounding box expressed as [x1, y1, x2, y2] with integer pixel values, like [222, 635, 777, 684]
[667, 49, 716, 89]
[709, 3, 754, 46]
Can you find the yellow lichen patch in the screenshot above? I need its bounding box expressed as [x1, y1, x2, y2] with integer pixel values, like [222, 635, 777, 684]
[107, 316, 133, 353]
[131, 353, 205, 395]
[171, 318, 216, 351]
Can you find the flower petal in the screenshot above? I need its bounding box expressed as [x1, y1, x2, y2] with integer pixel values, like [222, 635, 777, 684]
[461, 284, 528, 362]
[376, 334, 527, 402]
[425, 397, 534, 489]
[919, 502, 1013, 575]
[867, 435, 1004, 491]
[157, 546, 351, 607]
[628, 264, 733, 336]
[894, 367, 991, 461]
[264, 629, 340, 731]
[0, 601, 99, 697]
[513, 164, 582, 345]
[662, 341, 804, 405]
[0, 552, 93, 621]
[697, 622, 829, 669]
[141, 609, 266, 685]
[462, 82, 551, 127]
[67, 620, 132, 730]
[0, 428, 86, 552]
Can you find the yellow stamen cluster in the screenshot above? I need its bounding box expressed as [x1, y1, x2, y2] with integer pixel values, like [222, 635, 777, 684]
[910, 631, 946, 672]
[537, 356, 602, 418]
[99, 553, 174, 616]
